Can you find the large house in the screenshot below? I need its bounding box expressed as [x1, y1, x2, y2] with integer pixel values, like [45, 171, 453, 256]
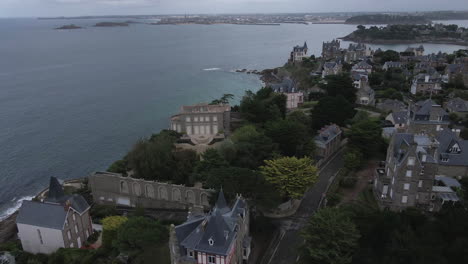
[170, 103, 231, 145]
[407, 99, 450, 136]
[445, 97, 468, 116]
[314, 124, 342, 161]
[373, 132, 460, 212]
[344, 43, 372, 63]
[322, 40, 341, 60]
[16, 177, 92, 254]
[271, 78, 304, 110]
[169, 190, 251, 264]
[289, 42, 308, 64]
[405, 45, 425, 56]
[322, 61, 342, 78]
[356, 84, 375, 106]
[382, 61, 404, 71]
[385, 111, 408, 130]
[352, 61, 372, 74]
[410, 73, 443, 95]
[351, 71, 369, 89]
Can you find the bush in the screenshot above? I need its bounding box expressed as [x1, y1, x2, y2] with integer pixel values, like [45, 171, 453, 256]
[90, 204, 118, 223]
[327, 193, 343, 207]
[340, 176, 358, 189]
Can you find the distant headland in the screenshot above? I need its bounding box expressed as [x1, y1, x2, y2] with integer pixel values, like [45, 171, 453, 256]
[55, 24, 82, 30]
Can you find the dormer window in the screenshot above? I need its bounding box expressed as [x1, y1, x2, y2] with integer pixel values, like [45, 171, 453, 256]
[441, 157, 449, 162]
[188, 250, 194, 258]
[208, 238, 214, 246]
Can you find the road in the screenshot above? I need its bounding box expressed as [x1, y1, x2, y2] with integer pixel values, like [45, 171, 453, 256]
[261, 150, 344, 264]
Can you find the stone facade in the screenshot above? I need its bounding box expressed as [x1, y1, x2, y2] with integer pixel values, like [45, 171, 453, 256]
[289, 42, 308, 64]
[170, 103, 231, 145]
[314, 124, 342, 161]
[407, 100, 450, 137]
[322, 40, 341, 60]
[410, 74, 443, 95]
[88, 172, 212, 210]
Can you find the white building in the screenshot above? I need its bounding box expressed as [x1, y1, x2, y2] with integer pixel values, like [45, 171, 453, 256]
[16, 177, 92, 254]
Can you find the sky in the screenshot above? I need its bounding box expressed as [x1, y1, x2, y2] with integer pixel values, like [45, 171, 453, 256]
[1, 0, 468, 18]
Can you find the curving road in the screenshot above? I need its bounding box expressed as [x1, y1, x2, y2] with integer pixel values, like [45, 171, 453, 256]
[260, 150, 344, 264]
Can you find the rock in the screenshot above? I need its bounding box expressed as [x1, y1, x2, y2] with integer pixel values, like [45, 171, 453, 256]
[94, 22, 129, 27]
[55, 24, 82, 30]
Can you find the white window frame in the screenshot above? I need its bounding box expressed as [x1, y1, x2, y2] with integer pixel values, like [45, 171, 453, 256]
[404, 183, 410, 190]
[406, 170, 412, 177]
[407, 157, 415, 166]
[185, 116, 191, 122]
[418, 180, 423, 188]
[402, 195, 408, 204]
[208, 255, 216, 264]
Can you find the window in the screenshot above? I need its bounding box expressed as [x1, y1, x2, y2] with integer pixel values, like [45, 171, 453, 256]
[208, 238, 214, 246]
[200, 116, 204, 122]
[404, 183, 410, 190]
[208, 256, 216, 264]
[68, 230, 72, 240]
[72, 214, 76, 221]
[205, 116, 210, 122]
[391, 176, 395, 185]
[120, 181, 128, 194]
[194, 117, 199, 122]
[418, 180, 423, 188]
[406, 170, 412, 177]
[37, 229, 43, 244]
[213, 116, 217, 122]
[382, 185, 388, 195]
[402, 196, 408, 204]
[390, 189, 393, 199]
[407, 157, 415, 166]
[441, 157, 449, 162]
[387, 168, 390, 176]
[75, 224, 79, 234]
[185, 116, 191, 122]
[188, 250, 194, 258]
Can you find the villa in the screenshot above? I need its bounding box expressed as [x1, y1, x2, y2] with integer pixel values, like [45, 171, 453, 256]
[170, 103, 231, 145]
[289, 42, 308, 64]
[314, 124, 342, 161]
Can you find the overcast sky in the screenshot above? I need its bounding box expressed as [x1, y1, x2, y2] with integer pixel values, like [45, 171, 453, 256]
[1, 0, 468, 18]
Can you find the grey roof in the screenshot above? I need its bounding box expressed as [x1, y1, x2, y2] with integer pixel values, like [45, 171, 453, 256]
[446, 64, 465, 74]
[175, 192, 248, 256]
[391, 111, 408, 124]
[314, 124, 342, 145]
[270, 78, 296, 93]
[383, 61, 403, 68]
[43, 177, 90, 214]
[293, 42, 307, 52]
[436, 129, 468, 166]
[17, 201, 67, 230]
[435, 176, 461, 188]
[353, 61, 372, 69]
[392, 133, 414, 162]
[446, 97, 468, 113]
[45, 177, 65, 203]
[376, 99, 406, 113]
[412, 100, 448, 121]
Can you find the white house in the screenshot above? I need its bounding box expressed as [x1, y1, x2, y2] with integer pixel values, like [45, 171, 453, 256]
[16, 177, 92, 254]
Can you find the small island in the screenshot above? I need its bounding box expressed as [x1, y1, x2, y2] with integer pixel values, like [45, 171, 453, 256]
[94, 22, 129, 27]
[341, 24, 468, 46]
[55, 24, 82, 30]
[345, 14, 431, 25]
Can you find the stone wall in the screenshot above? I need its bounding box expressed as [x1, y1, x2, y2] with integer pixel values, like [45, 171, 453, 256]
[88, 172, 213, 210]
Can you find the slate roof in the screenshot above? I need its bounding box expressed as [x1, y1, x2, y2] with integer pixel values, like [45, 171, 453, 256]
[353, 61, 372, 69]
[270, 78, 296, 93]
[293, 42, 307, 52]
[16, 177, 90, 230]
[436, 129, 468, 166]
[446, 97, 468, 113]
[175, 191, 248, 256]
[315, 124, 342, 146]
[391, 111, 408, 124]
[17, 201, 67, 230]
[435, 175, 461, 188]
[383, 61, 403, 68]
[376, 99, 406, 113]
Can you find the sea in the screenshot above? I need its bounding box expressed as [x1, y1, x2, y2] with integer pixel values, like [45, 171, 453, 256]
[1, 18, 468, 220]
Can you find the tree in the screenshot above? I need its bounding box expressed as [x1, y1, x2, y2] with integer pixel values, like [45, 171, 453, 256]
[311, 96, 355, 129]
[194, 148, 229, 181]
[264, 118, 310, 157]
[348, 119, 383, 158]
[260, 157, 318, 200]
[115, 217, 168, 256]
[344, 148, 364, 171]
[211, 93, 234, 105]
[240, 87, 287, 124]
[221, 125, 278, 168]
[323, 74, 357, 104]
[301, 207, 360, 264]
[102, 216, 128, 249]
[107, 159, 127, 175]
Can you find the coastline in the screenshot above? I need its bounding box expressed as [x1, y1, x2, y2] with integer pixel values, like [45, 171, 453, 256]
[340, 37, 468, 47]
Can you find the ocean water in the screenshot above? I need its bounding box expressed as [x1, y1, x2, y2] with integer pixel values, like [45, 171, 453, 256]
[1, 18, 467, 220]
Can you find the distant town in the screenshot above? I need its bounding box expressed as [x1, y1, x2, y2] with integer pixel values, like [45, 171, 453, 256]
[2, 10, 468, 264]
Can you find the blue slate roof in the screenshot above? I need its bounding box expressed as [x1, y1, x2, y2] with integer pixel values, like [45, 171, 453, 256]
[436, 129, 468, 166]
[175, 191, 247, 256]
[17, 201, 67, 230]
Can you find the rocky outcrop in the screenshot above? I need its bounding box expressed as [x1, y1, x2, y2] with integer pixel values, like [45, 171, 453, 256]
[0, 213, 18, 243]
[55, 24, 82, 30]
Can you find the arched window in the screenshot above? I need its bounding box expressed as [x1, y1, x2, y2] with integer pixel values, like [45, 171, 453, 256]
[145, 185, 155, 198]
[120, 181, 128, 194]
[172, 189, 181, 202]
[159, 186, 168, 200]
[200, 193, 209, 205]
[186, 191, 195, 204]
[133, 183, 141, 196]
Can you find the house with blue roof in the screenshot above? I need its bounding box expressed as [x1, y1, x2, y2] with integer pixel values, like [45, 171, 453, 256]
[169, 189, 250, 264]
[16, 177, 92, 254]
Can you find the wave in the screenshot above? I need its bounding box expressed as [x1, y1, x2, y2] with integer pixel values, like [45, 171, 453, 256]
[203, 67, 221, 71]
[0, 195, 34, 221]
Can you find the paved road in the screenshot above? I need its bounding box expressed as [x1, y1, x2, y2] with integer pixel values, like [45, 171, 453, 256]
[261, 150, 344, 264]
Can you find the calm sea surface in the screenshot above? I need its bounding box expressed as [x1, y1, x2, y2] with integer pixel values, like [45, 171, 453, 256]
[1, 18, 467, 219]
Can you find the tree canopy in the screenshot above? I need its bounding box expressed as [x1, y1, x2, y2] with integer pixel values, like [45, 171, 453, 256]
[311, 96, 355, 129]
[239, 87, 287, 123]
[260, 156, 318, 200]
[301, 207, 360, 264]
